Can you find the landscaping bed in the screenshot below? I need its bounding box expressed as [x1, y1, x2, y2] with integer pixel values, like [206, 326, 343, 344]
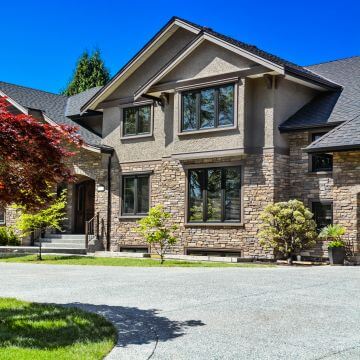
[0, 254, 273, 267]
[0, 298, 117, 360]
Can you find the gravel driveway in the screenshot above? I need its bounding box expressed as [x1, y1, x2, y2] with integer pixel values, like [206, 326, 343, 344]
[0, 263, 359, 359]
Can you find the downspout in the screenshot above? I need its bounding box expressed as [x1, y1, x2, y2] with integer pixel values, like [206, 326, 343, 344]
[106, 150, 113, 251]
[100, 146, 114, 251]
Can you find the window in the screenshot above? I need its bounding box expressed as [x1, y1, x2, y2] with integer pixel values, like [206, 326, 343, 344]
[123, 105, 151, 136]
[311, 133, 333, 172]
[181, 84, 235, 132]
[188, 166, 241, 223]
[122, 175, 150, 215]
[312, 201, 333, 231]
[0, 209, 5, 225]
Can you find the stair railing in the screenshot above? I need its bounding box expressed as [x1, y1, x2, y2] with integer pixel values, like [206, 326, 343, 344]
[85, 212, 100, 249]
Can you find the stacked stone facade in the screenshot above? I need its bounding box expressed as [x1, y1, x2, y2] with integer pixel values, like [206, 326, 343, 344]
[109, 151, 287, 259]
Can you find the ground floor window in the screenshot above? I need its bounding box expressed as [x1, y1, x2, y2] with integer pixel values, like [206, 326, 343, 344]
[312, 201, 333, 231]
[122, 174, 150, 215]
[311, 133, 333, 172]
[188, 166, 241, 223]
[0, 209, 5, 225]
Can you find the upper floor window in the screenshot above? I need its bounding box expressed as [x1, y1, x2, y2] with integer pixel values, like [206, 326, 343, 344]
[188, 166, 241, 223]
[123, 105, 151, 137]
[181, 84, 235, 132]
[122, 174, 150, 216]
[0, 208, 5, 225]
[312, 201, 333, 231]
[311, 133, 333, 172]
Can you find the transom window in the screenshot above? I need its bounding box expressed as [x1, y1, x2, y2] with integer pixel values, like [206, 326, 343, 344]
[181, 84, 235, 132]
[123, 105, 151, 136]
[188, 166, 241, 223]
[0, 208, 5, 225]
[122, 175, 150, 215]
[311, 133, 333, 172]
[312, 201, 333, 231]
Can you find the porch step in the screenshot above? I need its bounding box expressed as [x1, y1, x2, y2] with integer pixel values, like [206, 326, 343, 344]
[41, 238, 85, 245]
[43, 234, 85, 240]
[35, 242, 86, 249]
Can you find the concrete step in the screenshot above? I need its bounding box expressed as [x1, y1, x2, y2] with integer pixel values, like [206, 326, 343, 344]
[41, 238, 85, 245]
[43, 234, 85, 240]
[35, 242, 85, 249]
[0, 246, 87, 255]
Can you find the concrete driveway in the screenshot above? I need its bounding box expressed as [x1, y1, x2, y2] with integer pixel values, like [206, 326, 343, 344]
[0, 263, 359, 359]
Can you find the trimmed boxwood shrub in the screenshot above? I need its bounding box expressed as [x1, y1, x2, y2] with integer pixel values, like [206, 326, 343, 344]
[0, 227, 20, 246]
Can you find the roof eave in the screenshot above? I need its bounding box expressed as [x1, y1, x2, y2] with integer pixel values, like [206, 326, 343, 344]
[279, 121, 343, 133]
[304, 144, 360, 153]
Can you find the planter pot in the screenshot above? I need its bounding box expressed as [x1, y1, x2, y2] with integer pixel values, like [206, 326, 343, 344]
[328, 247, 345, 265]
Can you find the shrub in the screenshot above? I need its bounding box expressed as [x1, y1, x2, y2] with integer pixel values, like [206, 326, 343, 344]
[258, 199, 317, 263]
[137, 205, 178, 264]
[0, 226, 20, 246]
[318, 224, 346, 248]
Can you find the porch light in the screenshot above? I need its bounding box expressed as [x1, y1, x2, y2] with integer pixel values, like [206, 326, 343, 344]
[96, 184, 105, 192]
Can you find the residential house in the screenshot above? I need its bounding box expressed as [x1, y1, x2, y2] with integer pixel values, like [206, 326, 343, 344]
[1, 17, 359, 259]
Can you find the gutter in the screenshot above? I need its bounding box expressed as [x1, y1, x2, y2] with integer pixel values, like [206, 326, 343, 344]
[304, 144, 360, 153]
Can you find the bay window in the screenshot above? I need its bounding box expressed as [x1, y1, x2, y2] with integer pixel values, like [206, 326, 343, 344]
[188, 166, 241, 223]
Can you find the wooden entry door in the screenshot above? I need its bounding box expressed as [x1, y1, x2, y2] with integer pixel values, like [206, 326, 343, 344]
[74, 180, 95, 234]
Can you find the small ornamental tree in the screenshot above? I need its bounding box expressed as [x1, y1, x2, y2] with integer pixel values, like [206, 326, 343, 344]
[16, 190, 67, 260]
[0, 97, 82, 210]
[137, 205, 178, 264]
[258, 200, 317, 263]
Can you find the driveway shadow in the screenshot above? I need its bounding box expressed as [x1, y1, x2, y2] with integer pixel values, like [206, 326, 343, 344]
[63, 302, 205, 349]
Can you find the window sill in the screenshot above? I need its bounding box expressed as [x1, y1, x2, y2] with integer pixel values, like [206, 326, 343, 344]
[120, 133, 153, 140]
[184, 222, 244, 228]
[177, 125, 237, 137]
[307, 171, 333, 175]
[118, 215, 147, 220]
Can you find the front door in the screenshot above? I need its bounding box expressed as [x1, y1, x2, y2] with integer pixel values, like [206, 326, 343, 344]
[74, 179, 95, 234]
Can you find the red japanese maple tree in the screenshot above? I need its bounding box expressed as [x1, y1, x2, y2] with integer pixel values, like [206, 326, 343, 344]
[0, 97, 82, 210]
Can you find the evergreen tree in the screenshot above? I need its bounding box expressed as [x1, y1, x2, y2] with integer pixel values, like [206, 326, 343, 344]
[62, 49, 110, 96]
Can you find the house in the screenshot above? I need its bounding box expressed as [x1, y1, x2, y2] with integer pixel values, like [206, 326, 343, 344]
[1, 17, 359, 259]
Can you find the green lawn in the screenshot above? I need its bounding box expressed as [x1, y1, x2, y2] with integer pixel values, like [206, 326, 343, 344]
[0, 254, 273, 267]
[0, 298, 117, 360]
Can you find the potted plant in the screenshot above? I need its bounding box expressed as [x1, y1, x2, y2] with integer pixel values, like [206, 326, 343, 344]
[319, 224, 346, 265]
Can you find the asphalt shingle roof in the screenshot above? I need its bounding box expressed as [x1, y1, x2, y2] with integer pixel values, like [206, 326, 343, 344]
[280, 56, 360, 132]
[0, 81, 102, 147]
[65, 86, 102, 117]
[305, 114, 360, 153]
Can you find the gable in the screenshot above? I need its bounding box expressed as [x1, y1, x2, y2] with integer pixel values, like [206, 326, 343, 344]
[159, 40, 256, 84]
[100, 28, 197, 104]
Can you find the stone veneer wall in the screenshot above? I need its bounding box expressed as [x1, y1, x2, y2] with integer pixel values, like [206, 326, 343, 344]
[333, 152, 360, 253]
[288, 132, 334, 258]
[110, 151, 285, 259]
[288, 132, 360, 257]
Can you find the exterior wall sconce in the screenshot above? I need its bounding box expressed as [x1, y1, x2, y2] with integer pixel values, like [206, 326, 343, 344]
[96, 184, 105, 192]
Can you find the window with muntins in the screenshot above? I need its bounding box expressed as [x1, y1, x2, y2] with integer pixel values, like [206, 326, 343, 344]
[122, 175, 150, 215]
[0, 209, 5, 225]
[311, 133, 333, 172]
[181, 84, 235, 132]
[123, 105, 151, 136]
[188, 166, 241, 223]
[312, 201, 333, 231]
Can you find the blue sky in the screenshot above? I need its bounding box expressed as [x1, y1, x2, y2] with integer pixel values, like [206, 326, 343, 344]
[1, 0, 358, 93]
